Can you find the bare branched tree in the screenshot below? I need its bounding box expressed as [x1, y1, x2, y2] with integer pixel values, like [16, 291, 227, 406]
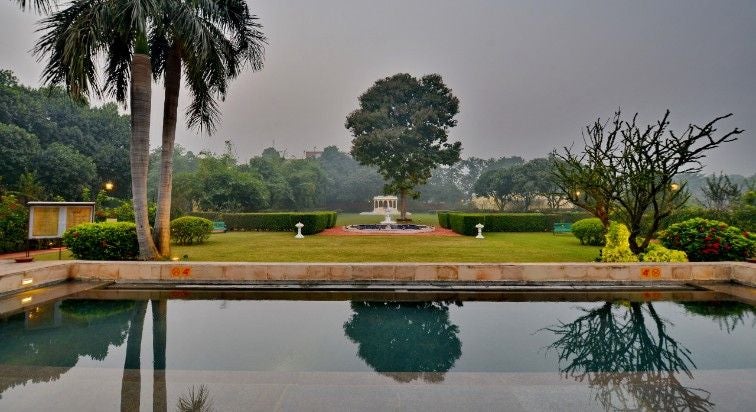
[552, 110, 743, 253]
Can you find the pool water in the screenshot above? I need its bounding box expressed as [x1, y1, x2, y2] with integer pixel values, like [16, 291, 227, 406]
[0, 289, 754, 411]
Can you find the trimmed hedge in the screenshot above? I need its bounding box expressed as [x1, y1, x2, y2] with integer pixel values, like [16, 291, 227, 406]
[187, 211, 337, 235]
[446, 212, 591, 235]
[437, 211, 451, 229]
[62, 222, 139, 260]
[171, 216, 213, 245]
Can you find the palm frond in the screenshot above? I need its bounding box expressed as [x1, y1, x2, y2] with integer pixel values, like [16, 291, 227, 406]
[34, 0, 108, 101]
[160, 0, 266, 132]
[12, 0, 55, 14]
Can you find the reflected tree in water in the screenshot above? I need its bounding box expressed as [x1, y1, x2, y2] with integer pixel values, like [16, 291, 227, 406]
[343, 301, 462, 383]
[120, 300, 148, 412]
[119, 299, 169, 412]
[176, 384, 214, 412]
[0, 300, 133, 399]
[152, 299, 168, 412]
[679, 301, 755, 333]
[544, 301, 714, 412]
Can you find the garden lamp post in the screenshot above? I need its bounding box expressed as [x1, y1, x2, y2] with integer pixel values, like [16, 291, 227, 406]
[475, 223, 485, 239]
[104, 181, 115, 192]
[295, 222, 304, 239]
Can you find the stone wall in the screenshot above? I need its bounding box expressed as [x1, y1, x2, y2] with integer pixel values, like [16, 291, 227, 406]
[2, 260, 754, 297]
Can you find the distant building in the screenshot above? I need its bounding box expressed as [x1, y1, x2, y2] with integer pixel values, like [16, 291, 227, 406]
[304, 151, 323, 159]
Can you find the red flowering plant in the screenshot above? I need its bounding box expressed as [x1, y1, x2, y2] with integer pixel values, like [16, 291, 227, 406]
[660, 218, 755, 261]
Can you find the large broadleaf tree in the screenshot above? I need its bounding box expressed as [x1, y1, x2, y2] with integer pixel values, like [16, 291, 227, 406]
[346, 73, 462, 220]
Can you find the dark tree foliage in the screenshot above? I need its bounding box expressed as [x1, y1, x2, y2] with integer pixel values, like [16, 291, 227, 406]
[700, 172, 741, 211]
[0, 70, 132, 198]
[473, 167, 516, 210]
[552, 110, 743, 254]
[0, 123, 41, 187]
[318, 145, 384, 211]
[347, 73, 463, 220]
[36, 142, 98, 200]
[471, 157, 561, 211]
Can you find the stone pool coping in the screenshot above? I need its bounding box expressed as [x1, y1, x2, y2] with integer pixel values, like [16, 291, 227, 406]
[1, 260, 754, 297]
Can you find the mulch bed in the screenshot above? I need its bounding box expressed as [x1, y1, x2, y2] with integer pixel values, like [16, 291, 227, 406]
[320, 226, 460, 236]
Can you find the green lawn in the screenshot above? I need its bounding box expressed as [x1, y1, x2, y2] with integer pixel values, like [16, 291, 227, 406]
[36, 230, 600, 263]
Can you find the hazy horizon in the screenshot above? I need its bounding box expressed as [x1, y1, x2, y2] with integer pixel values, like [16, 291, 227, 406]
[1, 0, 753, 174]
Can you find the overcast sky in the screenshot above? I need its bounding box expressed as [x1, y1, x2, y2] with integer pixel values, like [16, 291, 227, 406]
[1, 0, 754, 174]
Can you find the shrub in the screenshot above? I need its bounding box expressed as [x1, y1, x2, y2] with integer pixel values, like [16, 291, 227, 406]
[663, 206, 755, 232]
[0, 195, 28, 253]
[62, 222, 139, 260]
[640, 243, 688, 262]
[446, 212, 591, 235]
[660, 218, 755, 261]
[601, 222, 638, 262]
[171, 216, 213, 245]
[186, 211, 337, 235]
[571, 218, 605, 246]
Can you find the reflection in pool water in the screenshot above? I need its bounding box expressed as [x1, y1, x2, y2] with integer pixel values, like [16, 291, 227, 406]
[343, 301, 462, 382]
[679, 301, 756, 333]
[544, 301, 714, 411]
[0, 293, 753, 411]
[175, 384, 214, 412]
[0, 300, 132, 400]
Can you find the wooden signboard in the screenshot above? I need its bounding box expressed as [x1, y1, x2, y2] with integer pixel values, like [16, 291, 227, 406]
[28, 202, 95, 239]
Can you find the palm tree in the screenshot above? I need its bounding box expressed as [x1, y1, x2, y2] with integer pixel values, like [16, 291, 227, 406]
[33, 0, 162, 259]
[26, 0, 266, 258]
[150, 0, 265, 256]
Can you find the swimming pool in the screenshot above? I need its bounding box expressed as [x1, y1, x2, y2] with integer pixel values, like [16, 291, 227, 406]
[1, 288, 754, 411]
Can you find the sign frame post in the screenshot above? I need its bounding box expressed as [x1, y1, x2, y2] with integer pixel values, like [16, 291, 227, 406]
[27, 202, 96, 259]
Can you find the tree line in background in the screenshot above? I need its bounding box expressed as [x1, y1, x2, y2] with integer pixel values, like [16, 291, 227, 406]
[0, 70, 131, 200]
[1, 69, 752, 218]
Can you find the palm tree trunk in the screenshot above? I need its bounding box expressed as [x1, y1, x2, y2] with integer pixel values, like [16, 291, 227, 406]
[154, 44, 182, 256]
[130, 53, 159, 260]
[121, 300, 147, 412]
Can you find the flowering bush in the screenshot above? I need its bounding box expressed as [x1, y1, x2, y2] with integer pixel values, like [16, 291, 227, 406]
[601, 222, 639, 262]
[640, 243, 688, 262]
[660, 218, 754, 261]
